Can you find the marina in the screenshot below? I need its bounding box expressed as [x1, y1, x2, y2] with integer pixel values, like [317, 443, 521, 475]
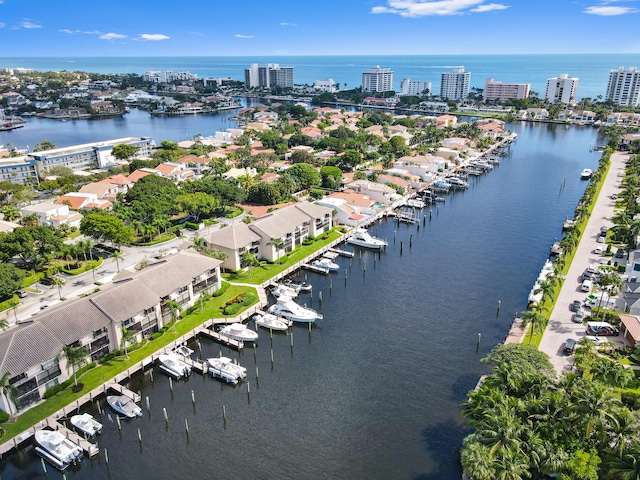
[0, 122, 603, 479]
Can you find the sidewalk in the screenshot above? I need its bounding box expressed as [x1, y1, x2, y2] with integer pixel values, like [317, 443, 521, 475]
[538, 152, 630, 375]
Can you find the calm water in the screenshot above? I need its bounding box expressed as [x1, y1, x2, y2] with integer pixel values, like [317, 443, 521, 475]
[0, 122, 602, 479]
[2, 54, 640, 99]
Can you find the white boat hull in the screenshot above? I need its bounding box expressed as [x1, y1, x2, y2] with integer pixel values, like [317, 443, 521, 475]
[34, 429, 83, 470]
[255, 313, 289, 331]
[70, 413, 102, 436]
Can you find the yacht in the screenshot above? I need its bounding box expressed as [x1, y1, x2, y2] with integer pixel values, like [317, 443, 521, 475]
[282, 277, 312, 293]
[70, 413, 103, 436]
[581, 168, 593, 179]
[34, 429, 83, 470]
[405, 198, 426, 209]
[219, 323, 259, 342]
[268, 296, 323, 323]
[347, 228, 388, 249]
[448, 177, 469, 188]
[254, 312, 289, 331]
[312, 257, 340, 271]
[207, 356, 247, 384]
[270, 283, 299, 299]
[107, 394, 143, 418]
[158, 353, 192, 379]
[173, 342, 194, 358]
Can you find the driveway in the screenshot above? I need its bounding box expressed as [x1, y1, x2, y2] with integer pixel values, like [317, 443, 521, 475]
[538, 152, 630, 375]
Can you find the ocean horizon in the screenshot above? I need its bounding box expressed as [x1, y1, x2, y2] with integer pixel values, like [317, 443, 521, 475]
[2, 53, 640, 100]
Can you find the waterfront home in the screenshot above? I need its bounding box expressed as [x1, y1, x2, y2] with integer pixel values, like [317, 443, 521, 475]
[606, 112, 640, 126]
[316, 196, 372, 227]
[152, 162, 194, 182]
[619, 133, 640, 151]
[476, 121, 504, 139]
[395, 154, 439, 179]
[20, 202, 82, 227]
[347, 180, 400, 205]
[436, 114, 457, 128]
[0, 250, 222, 414]
[200, 223, 262, 271]
[377, 174, 410, 194]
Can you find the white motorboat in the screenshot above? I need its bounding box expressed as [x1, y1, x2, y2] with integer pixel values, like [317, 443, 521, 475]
[207, 356, 247, 384]
[268, 296, 323, 323]
[70, 413, 103, 436]
[312, 257, 340, 271]
[581, 168, 593, 179]
[106, 394, 143, 418]
[219, 323, 259, 342]
[282, 278, 312, 293]
[406, 198, 426, 209]
[270, 283, 299, 299]
[34, 429, 83, 470]
[158, 353, 192, 379]
[347, 228, 388, 249]
[173, 342, 194, 358]
[448, 177, 469, 188]
[254, 312, 289, 331]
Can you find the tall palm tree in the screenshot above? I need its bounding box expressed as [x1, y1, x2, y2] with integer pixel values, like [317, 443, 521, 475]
[242, 252, 260, 278]
[51, 276, 64, 300]
[166, 301, 180, 333]
[62, 345, 88, 387]
[111, 250, 124, 273]
[268, 237, 285, 264]
[521, 309, 547, 342]
[0, 371, 18, 419]
[121, 328, 134, 359]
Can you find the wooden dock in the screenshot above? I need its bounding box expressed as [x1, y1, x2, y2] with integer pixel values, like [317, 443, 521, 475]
[195, 326, 245, 350]
[107, 383, 141, 403]
[301, 263, 330, 275]
[329, 247, 354, 258]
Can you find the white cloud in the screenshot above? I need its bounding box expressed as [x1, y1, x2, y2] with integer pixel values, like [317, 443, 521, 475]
[280, 22, 298, 26]
[584, 5, 636, 15]
[0, 23, 4, 29]
[21, 20, 42, 29]
[83, 30, 102, 35]
[235, 34, 254, 38]
[371, 0, 509, 16]
[470, 3, 509, 12]
[99, 32, 127, 40]
[137, 33, 170, 41]
[60, 29, 80, 34]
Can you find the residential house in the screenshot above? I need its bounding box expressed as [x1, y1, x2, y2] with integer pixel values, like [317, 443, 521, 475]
[436, 115, 457, 128]
[55, 192, 111, 210]
[346, 180, 400, 205]
[315, 197, 365, 226]
[200, 223, 262, 271]
[618, 314, 640, 346]
[20, 202, 82, 227]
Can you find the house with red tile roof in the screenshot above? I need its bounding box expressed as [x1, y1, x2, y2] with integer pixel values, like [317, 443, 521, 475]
[618, 314, 640, 346]
[436, 114, 458, 128]
[127, 169, 153, 183]
[377, 174, 410, 194]
[56, 192, 112, 210]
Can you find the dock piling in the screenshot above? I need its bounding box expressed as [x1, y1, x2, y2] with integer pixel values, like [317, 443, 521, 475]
[137, 428, 142, 444]
[191, 390, 195, 406]
[40, 457, 47, 474]
[146, 396, 150, 411]
[104, 448, 108, 465]
[476, 333, 481, 352]
[185, 418, 189, 435]
[223, 405, 227, 426]
[116, 415, 121, 430]
[163, 407, 168, 424]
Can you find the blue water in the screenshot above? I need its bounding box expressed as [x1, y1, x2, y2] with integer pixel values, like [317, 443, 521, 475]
[2, 54, 640, 99]
[0, 122, 602, 479]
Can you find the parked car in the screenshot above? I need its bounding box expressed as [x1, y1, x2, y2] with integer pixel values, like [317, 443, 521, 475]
[585, 335, 606, 345]
[586, 321, 620, 336]
[610, 193, 618, 200]
[593, 245, 603, 255]
[14, 290, 27, 298]
[563, 338, 577, 354]
[572, 309, 585, 323]
[597, 236, 606, 243]
[615, 248, 625, 259]
[570, 300, 582, 312]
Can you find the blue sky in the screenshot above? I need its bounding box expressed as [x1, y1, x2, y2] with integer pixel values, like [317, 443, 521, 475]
[0, 0, 638, 56]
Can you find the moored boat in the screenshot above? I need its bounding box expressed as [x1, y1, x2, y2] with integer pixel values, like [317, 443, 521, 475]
[312, 257, 340, 271]
[254, 312, 289, 331]
[173, 342, 194, 358]
[282, 277, 312, 293]
[581, 168, 593, 179]
[158, 353, 192, 379]
[268, 296, 323, 323]
[219, 322, 259, 342]
[347, 228, 388, 249]
[107, 394, 143, 418]
[270, 283, 299, 299]
[70, 413, 103, 436]
[34, 429, 83, 470]
[207, 356, 247, 384]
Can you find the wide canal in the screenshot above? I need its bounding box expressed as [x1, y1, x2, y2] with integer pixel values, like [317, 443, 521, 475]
[1, 121, 602, 479]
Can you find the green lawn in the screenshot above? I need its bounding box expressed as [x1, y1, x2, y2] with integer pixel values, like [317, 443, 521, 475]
[0, 284, 258, 443]
[223, 229, 344, 285]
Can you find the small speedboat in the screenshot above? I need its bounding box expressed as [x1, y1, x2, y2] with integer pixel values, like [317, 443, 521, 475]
[312, 257, 340, 271]
[347, 228, 388, 249]
[70, 413, 102, 436]
[173, 342, 194, 358]
[107, 394, 142, 418]
[158, 353, 192, 379]
[208, 356, 247, 384]
[219, 323, 259, 342]
[581, 168, 593, 179]
[34, 429, 83, 470]
[282, 278, 312, 293]
[270, 283, 299, 299]
[254, 313, 289, 331]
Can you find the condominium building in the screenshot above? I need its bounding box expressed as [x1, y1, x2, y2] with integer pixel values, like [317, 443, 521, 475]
[605, 66, 640, 107]
[440, 67, 470, 101]
[545, 74, 579, 104]
[399, 78, 432, 96]
[29, 137, 154, 173]
[362, 66, 394, 93]
[483, 78, 531, 102]
[142, 70, 198, 83]
[244, 63, 295, 89]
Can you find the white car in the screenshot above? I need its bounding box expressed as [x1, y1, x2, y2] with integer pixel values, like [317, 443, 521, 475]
[584, 335, 606, 345]
[597, 236, 606, 243]
[593, 245, 603, 255]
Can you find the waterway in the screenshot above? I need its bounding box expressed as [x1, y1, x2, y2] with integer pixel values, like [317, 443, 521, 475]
[0, 122, 602, 479]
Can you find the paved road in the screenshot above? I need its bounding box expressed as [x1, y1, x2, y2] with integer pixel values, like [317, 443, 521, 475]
[539, 152, 630, 375]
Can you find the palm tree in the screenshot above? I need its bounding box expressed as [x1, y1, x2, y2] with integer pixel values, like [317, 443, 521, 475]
[62, 345, 88, 387]
[534, 277, 557, 309]
[607, 452, 640, 479]
[0, 371, 18, 419]
[121, 328, 134, 359]
[0, 318, 8, 331]
[521, 309, 547, 342]
[51, 276, 64, 300]
[111, 250, 124, 273]
[268, 237, 285, 264]
[166, 300, 180, 333]
[242, 252, 260, 278]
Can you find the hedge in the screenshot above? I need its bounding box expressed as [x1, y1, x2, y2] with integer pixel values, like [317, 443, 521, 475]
[212, 282, 230, 297]
[43, 362, 97, 398]
[0, 411, 9, 423]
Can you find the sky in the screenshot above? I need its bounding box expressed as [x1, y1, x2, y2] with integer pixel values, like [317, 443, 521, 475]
[0, 0, 638, 56]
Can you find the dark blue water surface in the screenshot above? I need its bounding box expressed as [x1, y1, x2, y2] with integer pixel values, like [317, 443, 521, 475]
[0, 122, 602, 479]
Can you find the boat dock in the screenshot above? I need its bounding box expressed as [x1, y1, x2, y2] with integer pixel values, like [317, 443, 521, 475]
[301, 263, 330, 275]
[328, 247, 354, 258]
[195, 326, 245, 350]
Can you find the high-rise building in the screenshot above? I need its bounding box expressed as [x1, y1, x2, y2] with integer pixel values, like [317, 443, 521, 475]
[244, 64, 294, 89]
[440, 67, 470, 101]
[483, 78, 530, 102]
[362, 66, 394, 93]
[544, 74, 579, 104]
[399, 78, 432, 96]
[605, 66, 640, 107]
